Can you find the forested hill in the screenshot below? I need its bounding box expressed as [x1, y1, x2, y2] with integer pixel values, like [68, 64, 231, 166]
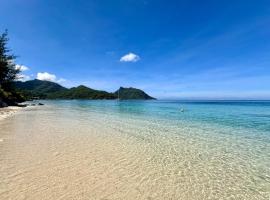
[15, 80, 156, 100]
[115, 87, 155, 100]
[14, 79, 67, 99]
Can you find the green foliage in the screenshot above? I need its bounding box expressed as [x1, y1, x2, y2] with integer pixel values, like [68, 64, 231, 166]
[0, 30, 20, 91]
[49, 85, 116, 99]
[15, 79, 67, 99]
[15, 80, 117, 100]
[15, 80, 156, 100]
[0, 30, 26, 106]
[115, 87, 155, 100]
[0, 86, 25, 105]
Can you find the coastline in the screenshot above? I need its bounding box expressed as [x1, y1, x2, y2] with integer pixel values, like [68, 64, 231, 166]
[0, 106, 23, 121]
[0, 100, 269, 199]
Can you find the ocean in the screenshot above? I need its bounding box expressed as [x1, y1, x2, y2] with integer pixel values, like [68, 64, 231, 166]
[0, 100, 269, 199]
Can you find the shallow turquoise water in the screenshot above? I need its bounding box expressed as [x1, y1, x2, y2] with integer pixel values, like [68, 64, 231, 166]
[29, 100, 270, 199]
[46, 100, 270, 133]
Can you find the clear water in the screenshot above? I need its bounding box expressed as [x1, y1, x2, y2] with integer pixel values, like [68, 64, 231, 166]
[1, 100, 270, 199]
[46, 100, 270, 198]
[50, 100, 270, 136]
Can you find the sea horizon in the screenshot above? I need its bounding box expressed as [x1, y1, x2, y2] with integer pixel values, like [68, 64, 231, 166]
[1, 0, 270, 199]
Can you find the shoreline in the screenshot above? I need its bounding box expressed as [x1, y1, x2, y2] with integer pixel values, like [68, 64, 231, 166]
[0, 101, 269, 199]
[0, 106, 23, 121]
[0, 102, 44, 121]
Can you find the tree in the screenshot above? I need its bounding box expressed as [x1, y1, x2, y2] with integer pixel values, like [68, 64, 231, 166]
[0, 30, 25, 107]
[0, 30, 20, 91]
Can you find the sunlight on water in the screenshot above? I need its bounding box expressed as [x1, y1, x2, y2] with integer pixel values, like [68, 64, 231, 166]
[0, 100, 270, 199]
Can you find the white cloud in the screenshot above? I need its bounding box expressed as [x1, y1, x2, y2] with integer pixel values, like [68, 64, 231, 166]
[15, 64, 29, 71]
[37, 72, 57, 82]
[57, 78, 67, 83]
[17, 74, 31, 82]
[36, 72, 67, 84]
[120, 53, 140, 62]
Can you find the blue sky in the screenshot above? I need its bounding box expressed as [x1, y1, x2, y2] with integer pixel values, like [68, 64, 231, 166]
[1, 0, 270, 99]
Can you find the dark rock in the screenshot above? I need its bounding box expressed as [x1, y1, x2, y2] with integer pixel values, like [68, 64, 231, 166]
[38, 103, 44, 105]
[0, 100, 8, 108]
[17, 104, 27, 107]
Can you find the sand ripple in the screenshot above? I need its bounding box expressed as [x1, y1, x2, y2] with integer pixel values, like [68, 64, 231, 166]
[0, 104, 269, 199]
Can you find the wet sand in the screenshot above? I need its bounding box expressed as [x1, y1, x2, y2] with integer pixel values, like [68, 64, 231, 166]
[0, 104, 269, 200]
[0, 106, 22, 121]
[0, 107, 173, 200]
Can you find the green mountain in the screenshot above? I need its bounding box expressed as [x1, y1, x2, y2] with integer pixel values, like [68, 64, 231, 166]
[115, 87, 155, 100]
[15, 79, 68, 99]
[15, 80, 156, 100]
[50, 85, 116, 99]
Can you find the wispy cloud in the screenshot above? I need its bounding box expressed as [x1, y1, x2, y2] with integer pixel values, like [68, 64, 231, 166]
[15, 64, 29, 71]
[36, 72, 67, 84]
[17, 74, 31, 82]
[57, 78, 67, 84]
[120, 53, 140, 62]
[15, 64, 31, 81]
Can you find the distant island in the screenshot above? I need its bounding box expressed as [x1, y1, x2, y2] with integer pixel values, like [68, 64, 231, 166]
[15, 79, 156, 100]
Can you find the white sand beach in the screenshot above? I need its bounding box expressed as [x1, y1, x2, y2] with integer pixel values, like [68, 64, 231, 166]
[0, 106, 22, 121]
[0, 102, 269, 200]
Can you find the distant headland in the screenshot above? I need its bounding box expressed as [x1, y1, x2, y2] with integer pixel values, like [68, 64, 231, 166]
[14, 79, 156, 101]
